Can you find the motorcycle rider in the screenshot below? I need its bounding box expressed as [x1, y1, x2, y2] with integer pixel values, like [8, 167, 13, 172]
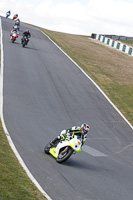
[14, 18, 20, 26]
[13, 24, 19, 33]
[10, 28, 18, 37]
[50, 123, 90, 146]
[6, 10, 11, 18]
[13, 14, 18, 20]
[21, 29, 31, 44]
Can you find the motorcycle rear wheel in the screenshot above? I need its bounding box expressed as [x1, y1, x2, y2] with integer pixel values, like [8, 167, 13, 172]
[56, 146, 73, 163]
[44, 142, 52, 154]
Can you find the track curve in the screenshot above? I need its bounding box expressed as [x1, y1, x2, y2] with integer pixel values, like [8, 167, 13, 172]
[1, 16, 133, 200]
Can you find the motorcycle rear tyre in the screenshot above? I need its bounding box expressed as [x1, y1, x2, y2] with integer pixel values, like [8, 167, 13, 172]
[56, 147, 73, 163]
[44, 142, 51, 154]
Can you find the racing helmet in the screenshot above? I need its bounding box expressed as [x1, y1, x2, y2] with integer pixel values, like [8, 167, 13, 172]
[81, 123, 90, 134]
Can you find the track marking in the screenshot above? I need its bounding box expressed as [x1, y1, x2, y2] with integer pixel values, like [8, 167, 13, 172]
[82, 145, 107, 157]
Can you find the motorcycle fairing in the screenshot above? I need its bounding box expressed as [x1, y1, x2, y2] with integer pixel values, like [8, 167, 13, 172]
[49, 136, 82, 159]
[49, 140, 70, 158]
[69, 137, 82, 152]
[49, 148, 57, 158]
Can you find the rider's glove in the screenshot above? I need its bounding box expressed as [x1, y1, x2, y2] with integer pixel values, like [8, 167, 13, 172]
[58, 135, 65, 140]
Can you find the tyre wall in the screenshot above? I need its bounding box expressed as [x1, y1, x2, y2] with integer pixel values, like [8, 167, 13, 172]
[96, 34, 133, 56]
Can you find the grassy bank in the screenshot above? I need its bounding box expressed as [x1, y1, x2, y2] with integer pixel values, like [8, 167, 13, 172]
[121, 40, 133, 47]
[38, 27, 133, 126]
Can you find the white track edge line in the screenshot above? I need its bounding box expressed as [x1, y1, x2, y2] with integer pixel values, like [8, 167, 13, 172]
[0, 17, 52, 200]
[38, 28, 133, 130]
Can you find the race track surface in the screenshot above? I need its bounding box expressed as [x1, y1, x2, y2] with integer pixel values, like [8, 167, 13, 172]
[1, 17, 133, 200]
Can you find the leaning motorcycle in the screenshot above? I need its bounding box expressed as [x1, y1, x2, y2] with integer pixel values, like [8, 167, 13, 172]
[44, 135, 82, 163]
[10, 32, 18, 43]
[13, 14, 18, 20]
[22, 36, 29, 48]
[6, 13, 10, 19]
[13, 25, 19, 31]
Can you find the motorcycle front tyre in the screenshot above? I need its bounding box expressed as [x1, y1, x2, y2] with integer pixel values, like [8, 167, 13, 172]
[56, 146, 73, 163]
[12, 38, 15, 43]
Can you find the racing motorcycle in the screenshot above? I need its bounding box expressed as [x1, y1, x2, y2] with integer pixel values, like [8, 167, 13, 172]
[13, 25, 19, 31]
[22, 36, 29, 48]
[10, 32, 18, 43]
[44, 135, 82, 163]
[13, 14, 18, 20]
[6, 12, 10, 19]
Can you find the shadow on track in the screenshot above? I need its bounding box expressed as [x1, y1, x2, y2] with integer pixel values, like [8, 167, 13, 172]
[61, 158, 113, 174]
[22, 46, 37, 50]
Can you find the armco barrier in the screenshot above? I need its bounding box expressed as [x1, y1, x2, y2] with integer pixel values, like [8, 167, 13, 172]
[96, 34, 133, 56]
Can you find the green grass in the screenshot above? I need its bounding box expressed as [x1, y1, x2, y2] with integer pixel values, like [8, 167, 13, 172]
[118, 40, 133, 47]
[121, 40, 133, 45]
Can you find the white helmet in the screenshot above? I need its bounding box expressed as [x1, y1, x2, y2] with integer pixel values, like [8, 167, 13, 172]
[81, 123, 90, 133]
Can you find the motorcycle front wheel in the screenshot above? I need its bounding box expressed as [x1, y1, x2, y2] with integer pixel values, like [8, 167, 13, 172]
[56, 146, 73, 163]
[12, 38, 15, 43]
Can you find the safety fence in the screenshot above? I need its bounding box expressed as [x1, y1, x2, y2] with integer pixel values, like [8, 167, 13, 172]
[95, 34, 133, 56]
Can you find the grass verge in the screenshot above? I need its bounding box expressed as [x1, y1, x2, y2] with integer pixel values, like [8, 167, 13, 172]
[120, 40, 133, 46]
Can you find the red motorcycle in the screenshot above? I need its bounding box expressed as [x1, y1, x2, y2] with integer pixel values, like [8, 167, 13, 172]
[13, 14, 18, 20]
[10, 32, 18, 43]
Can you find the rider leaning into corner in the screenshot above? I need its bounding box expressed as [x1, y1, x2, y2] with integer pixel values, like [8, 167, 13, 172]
[10, 28, 18, 36]
[6, 10, 11, 18]
[50, 123, 90, 146]
[14, 18, 20, 26]
[21, 29, 31, 44]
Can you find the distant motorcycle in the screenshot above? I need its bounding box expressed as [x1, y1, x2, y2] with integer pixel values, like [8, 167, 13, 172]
[13, 25, 19, 31]
[10, 32, 18, 43]
[22, 36, 29, 48]
[6, 12, 10, 19]
[44, 135, 82, 163]
[13, 14, 18, 20]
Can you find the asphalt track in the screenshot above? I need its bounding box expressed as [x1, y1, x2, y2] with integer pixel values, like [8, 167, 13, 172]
[1, 16, 133, 200]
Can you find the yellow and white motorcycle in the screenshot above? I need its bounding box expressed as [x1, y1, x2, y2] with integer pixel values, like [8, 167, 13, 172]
[44, 135, 82, 163]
